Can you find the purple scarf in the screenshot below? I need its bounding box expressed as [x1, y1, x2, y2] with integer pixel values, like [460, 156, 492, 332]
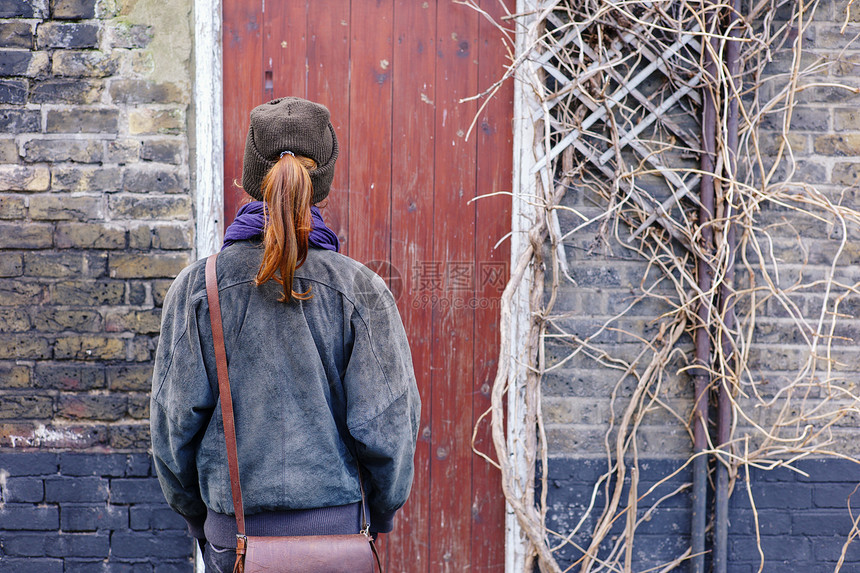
[222, 201, 340, 252]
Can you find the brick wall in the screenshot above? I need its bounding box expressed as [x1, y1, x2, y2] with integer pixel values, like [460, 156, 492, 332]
[542, 2, 860, 461]
[0, 0, 195, 568]
[0, 0, 193, 448]
[541, 0, 860, 568]
[544, 458, 860, 572]
[0, 453, 193, 572]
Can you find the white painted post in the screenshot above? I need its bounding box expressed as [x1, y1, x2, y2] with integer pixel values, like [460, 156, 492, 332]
[194, 0, 224, 261]
[507, 1, 542, 571]
[192, 0, 223, 570]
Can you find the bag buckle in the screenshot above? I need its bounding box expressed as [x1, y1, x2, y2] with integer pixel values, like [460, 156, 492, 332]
[235, 533, 247, 555]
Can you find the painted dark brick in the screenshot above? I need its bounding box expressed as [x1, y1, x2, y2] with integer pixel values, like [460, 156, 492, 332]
[154, 563, 193, 573]
[727, 509, 792, 535]
[736, 534, 813, 562]
[0, 452, 58, 475]
[813, 535, 860, 562]
[729, 480, 813, 509]
[110, 478, 165, 504]
[110, 531, 193, 560]
[60, 452, 126, 476]
[0, 505, 59, 530]
[50, 532, 111, 558]
[129, 505, 187, 531]
[792, 510, 856, 536]
[62, 561, 137, 573]
[813, 482, 860, 507]
[3, 477, 44, 503]
[1, 531, 107, 559]
[126, 453, 153, 477]
[544, 458, 860, 571]
[0, 559, 62, 573]
[797, 459, 860, 482]
[633, 508, 691, 535]
[60, 504, 128, 532]
[44, 476, 108, 503]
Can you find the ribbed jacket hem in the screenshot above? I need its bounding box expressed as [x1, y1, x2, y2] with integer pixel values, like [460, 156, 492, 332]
[203, 502, 363, 548]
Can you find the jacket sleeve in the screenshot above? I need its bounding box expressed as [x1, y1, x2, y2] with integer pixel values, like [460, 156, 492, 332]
[343, 274, 421, 533]
[150, 273, 216, 539]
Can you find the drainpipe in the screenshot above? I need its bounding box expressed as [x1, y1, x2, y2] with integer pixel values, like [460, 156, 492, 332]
[714, 2, 741, 572]
[692, 9, 719, 573]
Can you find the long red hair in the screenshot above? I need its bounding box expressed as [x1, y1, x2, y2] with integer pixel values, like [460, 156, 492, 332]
[255, 153, 317, 302]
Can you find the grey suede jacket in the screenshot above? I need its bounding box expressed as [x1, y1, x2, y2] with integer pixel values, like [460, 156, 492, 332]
[150, 241, 420, 536]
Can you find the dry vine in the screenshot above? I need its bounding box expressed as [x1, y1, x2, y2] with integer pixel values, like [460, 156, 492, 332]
[464, 0, 860, 571]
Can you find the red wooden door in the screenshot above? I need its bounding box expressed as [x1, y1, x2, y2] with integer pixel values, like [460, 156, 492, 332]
[222, 2, 513, 571]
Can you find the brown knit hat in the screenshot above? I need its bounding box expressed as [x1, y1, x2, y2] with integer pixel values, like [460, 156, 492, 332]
[241, 97, 339, 204]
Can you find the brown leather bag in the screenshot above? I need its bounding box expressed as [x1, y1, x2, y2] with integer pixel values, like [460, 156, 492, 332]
[205, 254, 382, 573]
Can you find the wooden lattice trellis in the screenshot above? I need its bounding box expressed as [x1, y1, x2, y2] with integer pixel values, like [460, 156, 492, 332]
[535, 15, 706, 249]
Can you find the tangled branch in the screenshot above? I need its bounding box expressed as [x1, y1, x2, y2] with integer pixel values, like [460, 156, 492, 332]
[467, 0, 860, 571]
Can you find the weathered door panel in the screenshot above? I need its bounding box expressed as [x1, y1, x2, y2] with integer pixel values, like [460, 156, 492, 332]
[222, 2, 513, 570]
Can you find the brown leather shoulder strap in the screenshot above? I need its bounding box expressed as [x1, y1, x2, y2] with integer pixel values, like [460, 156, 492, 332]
[205, 253, 246, 536]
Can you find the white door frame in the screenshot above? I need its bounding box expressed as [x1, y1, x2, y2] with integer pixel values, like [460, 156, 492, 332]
[193, 0, 224, 261]
[506, 1, 542, 569]
[191, 5, 223, 572]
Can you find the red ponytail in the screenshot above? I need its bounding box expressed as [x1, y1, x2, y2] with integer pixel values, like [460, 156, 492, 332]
[255, 154, 317, 302]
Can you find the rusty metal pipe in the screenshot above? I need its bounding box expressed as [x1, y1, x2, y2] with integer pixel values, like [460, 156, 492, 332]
[714, 2, 741, 571]
[692, 52, 718, 573]
[692, 8, 720, 571]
